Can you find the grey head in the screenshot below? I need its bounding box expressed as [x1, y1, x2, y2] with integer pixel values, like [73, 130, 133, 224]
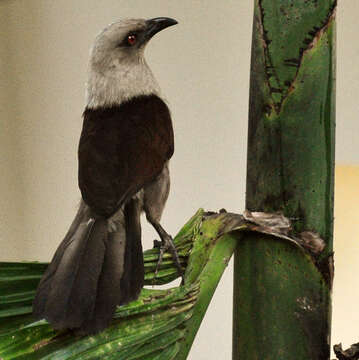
[86, 17, 178, 108]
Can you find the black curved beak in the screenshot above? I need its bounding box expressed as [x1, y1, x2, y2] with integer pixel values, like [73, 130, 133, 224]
[144, 17, 178, 41]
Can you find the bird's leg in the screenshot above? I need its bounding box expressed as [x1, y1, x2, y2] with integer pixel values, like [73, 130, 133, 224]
[143, 164, 183, 281]
[150, 220, 184, 281]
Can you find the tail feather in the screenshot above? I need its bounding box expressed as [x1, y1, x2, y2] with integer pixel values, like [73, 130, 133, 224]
[78, 228, 126, 334]
[33, 199, 144, 334]
[32, 202, 89, 317]
[121, 199, 144, 303]
[47, 219, 107, 329]
[33, 215, 108, 330]
[79, 198, 143, 334]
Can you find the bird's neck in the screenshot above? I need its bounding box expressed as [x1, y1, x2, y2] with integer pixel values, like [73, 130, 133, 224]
[86, 59, 161, 109]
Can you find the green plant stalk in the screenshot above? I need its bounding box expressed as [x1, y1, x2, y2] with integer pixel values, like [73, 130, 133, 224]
[233, 1, 336, 359]
[176, 232, 239, 360]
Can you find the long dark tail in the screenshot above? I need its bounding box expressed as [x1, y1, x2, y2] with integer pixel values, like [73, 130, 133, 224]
[32, 199, 144, 334]
[78, 198, 144, 334]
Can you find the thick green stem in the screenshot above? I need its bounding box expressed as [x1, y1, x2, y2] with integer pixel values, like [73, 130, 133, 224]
[233, 1, 336, 359]
[176, 227, 240, 359]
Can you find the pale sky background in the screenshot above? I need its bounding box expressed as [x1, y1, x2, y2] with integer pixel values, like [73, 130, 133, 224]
[0, 1, 358, 359]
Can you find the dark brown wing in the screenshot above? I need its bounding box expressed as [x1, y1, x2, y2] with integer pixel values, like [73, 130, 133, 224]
[78, 95, 174, 218]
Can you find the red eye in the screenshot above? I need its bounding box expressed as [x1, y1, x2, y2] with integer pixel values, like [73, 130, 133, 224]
[127, 34, 137, 46]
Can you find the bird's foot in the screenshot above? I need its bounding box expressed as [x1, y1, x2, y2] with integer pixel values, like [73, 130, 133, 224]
[154, 234, 184, 283]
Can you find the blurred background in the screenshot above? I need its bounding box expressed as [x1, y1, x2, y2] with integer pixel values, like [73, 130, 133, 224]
[0, 1, 358, 358]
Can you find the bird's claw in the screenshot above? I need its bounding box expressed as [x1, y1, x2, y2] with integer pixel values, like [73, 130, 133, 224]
[154, 234, 184, 283]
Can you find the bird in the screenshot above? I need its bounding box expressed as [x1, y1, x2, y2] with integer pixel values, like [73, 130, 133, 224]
[32, 17, 181, 335]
